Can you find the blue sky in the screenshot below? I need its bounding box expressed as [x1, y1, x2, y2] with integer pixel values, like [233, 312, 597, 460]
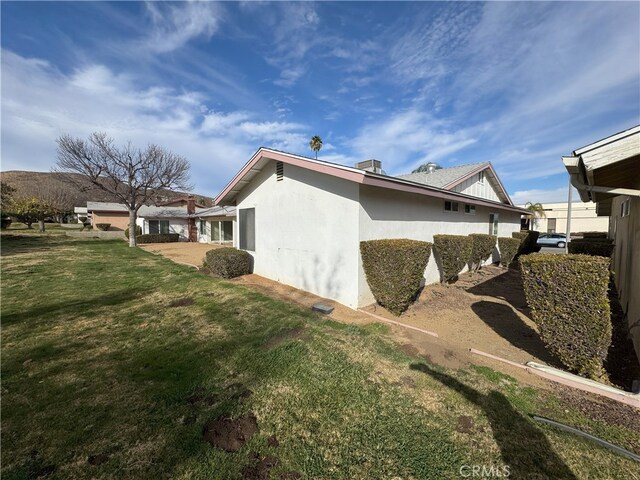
[2, 1, 639, 203]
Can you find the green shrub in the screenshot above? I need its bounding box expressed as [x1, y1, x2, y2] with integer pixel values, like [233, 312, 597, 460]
[360, 239, 432, 315]
[568, 238, 614, 257]
[433, 235, 472, 283]
[512, 230, 540, 256]
[497, 237, 520, 267]
[137, 233, 180, 244]
[125, 225, 142, 239]
[582, 232, 608, 239]
[95, 223, 111, 231]
[469, 234, 496, 271]
[204, 247, 253, 278]
[520, 254, 611, 379]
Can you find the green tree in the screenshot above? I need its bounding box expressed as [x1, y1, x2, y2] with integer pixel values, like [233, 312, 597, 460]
[309, 135, 323, 160]
[524, 202, 546, 230]
[12, 197, 58, 231]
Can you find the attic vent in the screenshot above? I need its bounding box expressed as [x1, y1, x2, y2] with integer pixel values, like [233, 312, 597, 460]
[276, 161, 284, 181]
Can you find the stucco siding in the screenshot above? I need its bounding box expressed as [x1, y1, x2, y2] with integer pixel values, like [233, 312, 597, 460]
[91, 212, 129, 231]
[137, 217, 190, 240]
[357, 185, 521, 307]
[236, 161, 361, 307]
[609, 196, 640, 362]
[452, 173, 500, 202]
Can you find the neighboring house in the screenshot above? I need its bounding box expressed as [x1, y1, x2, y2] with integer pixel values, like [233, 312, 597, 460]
[215, 148, 529, 308]
[196, 206, 236, 244]
[85, 200, 235, 243]
[87, 202, 130, 230]
[518, 201, 609, 234]
[563, 125, 640, 361]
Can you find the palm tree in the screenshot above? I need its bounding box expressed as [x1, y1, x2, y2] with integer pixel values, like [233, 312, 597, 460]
[309, 135, 323, 160]
[524, 202, 546, 230]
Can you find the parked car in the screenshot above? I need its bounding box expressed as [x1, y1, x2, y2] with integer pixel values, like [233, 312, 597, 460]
[537, 233, 567, 248]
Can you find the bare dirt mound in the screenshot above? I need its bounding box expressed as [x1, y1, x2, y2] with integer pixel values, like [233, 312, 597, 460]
[203, 413, 259, 452]
[242, 453, 279, 480]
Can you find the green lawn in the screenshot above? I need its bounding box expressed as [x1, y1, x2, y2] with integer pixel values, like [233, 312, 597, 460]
[1, 234, 638, 479]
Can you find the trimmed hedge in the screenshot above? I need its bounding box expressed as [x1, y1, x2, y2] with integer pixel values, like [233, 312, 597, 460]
[136, 233, 180, 244]
[95, 223, 111, 231]
[360, 239, 432, 315]
[497, 237, 520, 268]
[568, 238, 614, 257]
[433, 235, 472, 283]
[125, 225, 142, 239]
[582, 232, 608, 239]
[204, 247, 253, 279]
[520, 254, 611, 379]
[469, 234, 496, 272]
[512, 230, 540, 256]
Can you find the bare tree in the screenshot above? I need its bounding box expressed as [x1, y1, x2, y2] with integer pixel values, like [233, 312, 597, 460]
[55, 133, 191, 246]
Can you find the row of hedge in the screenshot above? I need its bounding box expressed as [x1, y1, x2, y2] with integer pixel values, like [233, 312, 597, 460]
[136, 233, 180, 244]
[567, 237, 614, 257]
[520, 254, 611, 379]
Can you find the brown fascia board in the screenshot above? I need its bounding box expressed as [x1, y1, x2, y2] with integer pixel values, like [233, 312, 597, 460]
[216, 148, 528, 214]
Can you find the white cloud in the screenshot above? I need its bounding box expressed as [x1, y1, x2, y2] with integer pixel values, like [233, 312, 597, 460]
[510, 186, 582, 205]
[349, 109, 477, 173]
[0, 50, 310, 197]
[142, 1, 222, 54]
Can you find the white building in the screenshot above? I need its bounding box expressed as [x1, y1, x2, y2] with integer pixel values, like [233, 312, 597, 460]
[519, 201, 609, 234]
[215, 148, 528, 309]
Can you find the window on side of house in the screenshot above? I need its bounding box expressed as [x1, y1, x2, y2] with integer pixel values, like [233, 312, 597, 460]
[148, 220, 170, 234]
[222, 221, 233, 242]
[444, 200, 459, 212]
[621, 199, 630, 217]
[464, 204, 476, 215]
[199, 220, 206, 235]
[478, 171, 485, 184]
[489, 213, 499, 235]
[239, 208, 255, 251]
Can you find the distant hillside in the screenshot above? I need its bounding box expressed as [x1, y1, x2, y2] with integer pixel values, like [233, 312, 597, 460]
[0, 171, 215, 208]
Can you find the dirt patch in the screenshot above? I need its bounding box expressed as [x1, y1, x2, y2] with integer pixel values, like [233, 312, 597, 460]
[87, 453, 109, 465]
[279, 473, 302, 479]
[456, 415, 475, 434]
[140, 242, 223, 267]
[187, 388, 218, 406]
[399, 343, 419, 357]
[552, 386, 640, 432]
[242, 453, 279, 480]
[168, 297, 195, 308]
[203, 413, 259, 452]
[262, 326, 308, 350]
[267, 435, 279, 447]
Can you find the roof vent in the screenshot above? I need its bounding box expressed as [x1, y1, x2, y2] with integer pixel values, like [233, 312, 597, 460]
[276, 161, 284, 181]
[356, 159, 383, 174]
[425, 162, 440, 174]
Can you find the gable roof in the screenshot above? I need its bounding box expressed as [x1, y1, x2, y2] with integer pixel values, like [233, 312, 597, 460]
[215, 148, 528, 214]
[396, 162, 486, 188]
[396, 161, 512, 204]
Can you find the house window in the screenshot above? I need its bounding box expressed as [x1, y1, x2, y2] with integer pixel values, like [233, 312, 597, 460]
[239, 208, 255, 251]
[199, 220, 206, 235]
[464, 204, 476, 215]
[211, 220, 233, 242]
[478, 171, 485, 184]
[444, 201, 459, 212]
[489, 213, 499, 235]
[148, 220, 169, 234]
[547, 218, 556, 233]
[621, 199, 630, 217]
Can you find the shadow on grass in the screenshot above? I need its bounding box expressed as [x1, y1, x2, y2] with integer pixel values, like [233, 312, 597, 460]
[470, 300, 562, 367]
[410, 362, 577, 480]
[1, 289, 145, 326]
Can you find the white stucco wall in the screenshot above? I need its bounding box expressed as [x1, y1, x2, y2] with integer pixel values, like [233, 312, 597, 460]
[357, 185, 521, 307]
[235, 162, 361, 307]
